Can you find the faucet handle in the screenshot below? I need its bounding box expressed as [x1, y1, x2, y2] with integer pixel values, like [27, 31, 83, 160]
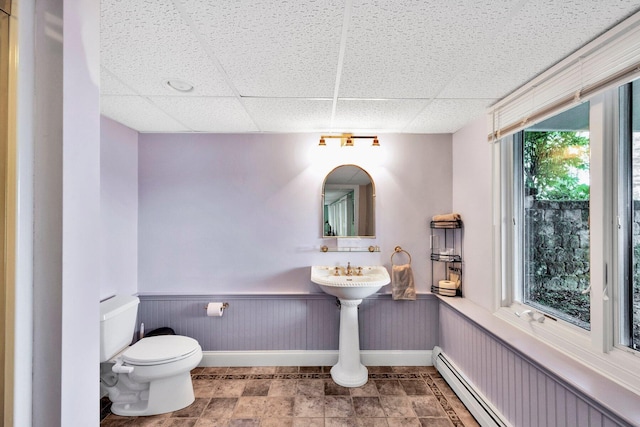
[334, 266, 340, 276]
[357, 266, 363, 276]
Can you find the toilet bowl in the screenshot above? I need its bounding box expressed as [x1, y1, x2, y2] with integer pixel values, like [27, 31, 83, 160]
[100, 295, 203, 416]
[106, 335, 202, 416]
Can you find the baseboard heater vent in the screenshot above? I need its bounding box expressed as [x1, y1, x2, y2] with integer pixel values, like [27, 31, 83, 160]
[432, 346, 510, 427]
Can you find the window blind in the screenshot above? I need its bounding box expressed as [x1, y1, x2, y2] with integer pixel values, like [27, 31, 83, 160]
[488, 11, 640, 142]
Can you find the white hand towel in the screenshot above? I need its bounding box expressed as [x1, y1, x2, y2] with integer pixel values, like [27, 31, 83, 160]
[392, 264, 416, 301]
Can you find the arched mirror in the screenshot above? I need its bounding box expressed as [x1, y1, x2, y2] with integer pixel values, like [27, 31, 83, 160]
[322, 165, 375, 237]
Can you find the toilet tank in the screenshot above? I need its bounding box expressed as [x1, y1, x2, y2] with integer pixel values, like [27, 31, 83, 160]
[100, 295, 140, 362]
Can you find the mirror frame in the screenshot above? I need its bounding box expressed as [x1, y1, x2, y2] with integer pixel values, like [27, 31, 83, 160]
[321, 164, 376, 238]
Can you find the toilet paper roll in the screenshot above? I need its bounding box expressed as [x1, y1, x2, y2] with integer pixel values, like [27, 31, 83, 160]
[439, 280, 458, 289]
[206, 302, 225, 317]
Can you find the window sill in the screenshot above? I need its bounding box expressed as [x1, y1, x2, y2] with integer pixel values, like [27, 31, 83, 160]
[436, 295, 640, 426]
[493, 303, 640, 392]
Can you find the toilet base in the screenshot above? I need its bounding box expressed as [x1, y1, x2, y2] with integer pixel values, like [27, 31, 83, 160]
[110, 371, 195, 416]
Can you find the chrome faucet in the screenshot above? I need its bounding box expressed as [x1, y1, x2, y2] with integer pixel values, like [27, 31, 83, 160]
[346, 262, 353, 276]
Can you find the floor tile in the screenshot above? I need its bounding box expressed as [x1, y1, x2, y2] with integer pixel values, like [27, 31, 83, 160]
[325, 379, 351, 396]
[325, 418, 358, 427]
[293, 395, 324, 417]
[200, 398, 238, 419]
[296, 379, 324, 396]
[352, 397, 386, 417]
[399, 380, 431, 396]
[200, 367, 228, 375]
[164, 419, 198, 427]
[263, 396, 295, 417]
[379, 396, 415, 418]
[418, 418, 455, 427]
[349, 381, 379, 397]
[324, 396, 355, 417]
[292, 418, 323, 427]
[242, 379, 271, 396]
[172, 398, 210, 418]
[275, 366, 298, 373]
[356, 418, 389, 427]
[409, 395, 447, 418]
[433, 379, 457, 397]
[261, 418, 293, 426]
[232, 397, 266, 418]
[374, 380, 406, 396]
[268, 379, 297, 396]
[212, 380, 246, 397]
[386, 418, 421, 427]
[192, 379, 217, 398]
[299, 366, 323, 373]
[367, 366, 394, 374]
[100, 367, 478, 427]
[228, 419, 260, 427]
[194, 418, 230, 427]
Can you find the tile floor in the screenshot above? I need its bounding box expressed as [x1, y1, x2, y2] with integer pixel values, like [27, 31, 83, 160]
[100, 366, 479, 427]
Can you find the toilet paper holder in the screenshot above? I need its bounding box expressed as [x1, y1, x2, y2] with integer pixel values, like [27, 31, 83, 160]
[203, 302, 229, 310]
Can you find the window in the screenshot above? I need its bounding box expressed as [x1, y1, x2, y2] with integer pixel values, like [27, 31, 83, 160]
[619, 78, 640, 351]
[491, 13, 640, 392]
[498, 81, 640, 389]
[517, 104, 591, 329]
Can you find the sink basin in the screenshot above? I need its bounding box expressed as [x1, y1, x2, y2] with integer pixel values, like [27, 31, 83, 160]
[311, 265, 391, 300]
[311, 265, 391, 387]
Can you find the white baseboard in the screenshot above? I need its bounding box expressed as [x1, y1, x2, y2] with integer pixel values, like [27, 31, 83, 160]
[433, 346, 509, 427]
[199, 350, 433, 367]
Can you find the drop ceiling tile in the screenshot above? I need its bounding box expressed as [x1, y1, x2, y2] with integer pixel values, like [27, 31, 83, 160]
[242, 98, 333, 132]
[101, 0, 235, 97]
[101, 67, 136, 96]
[439, 0, 640, 99]
[148, 97, 259, 132]
[101, 96, 190, 132]
[338, 0, 520, 99]
[333, 99, 428, 132]
[176, 0, 344, 98]
[405, 99, 496, 133]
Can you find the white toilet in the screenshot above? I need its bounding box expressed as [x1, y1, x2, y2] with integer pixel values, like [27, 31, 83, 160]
[100, 295, 203, 416]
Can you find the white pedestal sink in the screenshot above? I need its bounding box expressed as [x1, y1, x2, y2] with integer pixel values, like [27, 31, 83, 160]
[311, 265, 391, 387]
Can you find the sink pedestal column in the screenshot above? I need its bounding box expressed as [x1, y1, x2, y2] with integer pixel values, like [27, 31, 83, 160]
[330, 298, 368, 387]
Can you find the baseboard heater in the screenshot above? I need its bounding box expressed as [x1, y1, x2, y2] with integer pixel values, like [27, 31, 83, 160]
[432, 346, 510, 427]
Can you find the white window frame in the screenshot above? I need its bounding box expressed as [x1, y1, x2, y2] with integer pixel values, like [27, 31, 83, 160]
[493, 88, 640, 395]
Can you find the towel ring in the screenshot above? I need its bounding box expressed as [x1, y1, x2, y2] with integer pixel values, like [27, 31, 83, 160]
[391, 246, 412, 266]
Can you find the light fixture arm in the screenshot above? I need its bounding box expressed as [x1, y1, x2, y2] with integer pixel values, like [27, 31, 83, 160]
[319, 133, 380, 147]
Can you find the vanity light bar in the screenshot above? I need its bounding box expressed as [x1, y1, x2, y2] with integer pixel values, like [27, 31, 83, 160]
[319, 133, 380, 147]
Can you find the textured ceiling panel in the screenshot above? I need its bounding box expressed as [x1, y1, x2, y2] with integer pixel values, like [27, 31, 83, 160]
[440, 0, 640, 99]
[176, 0, 344, 98]
[101, 67, 136, 96]
[242, 98, 333, 132]
[101, 0, 234, 97]
[100, 1, 640, 134]
[148, 97, 259, 132]
[405, 99, 496, 134]
[101, 96, 190, 132]
[338, 0, 521, 99]
[333, 99, 428, 132]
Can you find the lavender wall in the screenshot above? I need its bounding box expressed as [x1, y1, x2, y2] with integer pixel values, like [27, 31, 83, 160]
[100, 117, 138, 300]
[452, 116, 494, 310]
[138, 132, 453, 295]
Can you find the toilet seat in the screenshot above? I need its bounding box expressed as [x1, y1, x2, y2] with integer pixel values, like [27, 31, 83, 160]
[122, 335, 201, 366]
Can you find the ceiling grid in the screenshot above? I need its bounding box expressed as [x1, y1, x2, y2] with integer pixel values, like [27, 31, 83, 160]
[100, 0, 640, 134]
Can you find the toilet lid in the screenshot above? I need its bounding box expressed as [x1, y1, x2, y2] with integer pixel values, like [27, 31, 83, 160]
[123, 335, 201, 365]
